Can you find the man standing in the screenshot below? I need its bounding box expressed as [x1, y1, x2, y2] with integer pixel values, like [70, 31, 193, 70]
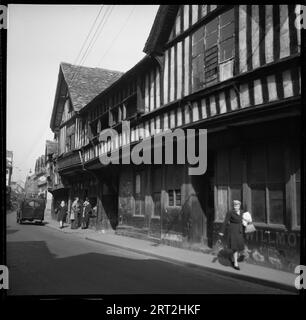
[81, 197, 92, 229]
[71, 197, 81, 229]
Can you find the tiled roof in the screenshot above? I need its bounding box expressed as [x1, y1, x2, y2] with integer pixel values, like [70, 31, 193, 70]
[80, 56, 153, 114]
[60, 62, 124, 111]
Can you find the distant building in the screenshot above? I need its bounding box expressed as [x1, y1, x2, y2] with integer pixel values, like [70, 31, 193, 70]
[10, 180, 25, 194]
[34, 155, 47, 197]
[6, 150, 13, 208]
[45, 140, 58, 219]
[24, 171, 38, 196]
[6, 150, 13, 187]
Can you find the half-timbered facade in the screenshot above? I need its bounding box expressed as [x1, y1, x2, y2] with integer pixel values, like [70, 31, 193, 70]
[141, 4, 301, 272]
[49, 62, 123, 217]
[50, 5, 301, 272]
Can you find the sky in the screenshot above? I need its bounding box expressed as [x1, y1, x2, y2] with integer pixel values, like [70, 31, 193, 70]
[7, 4, 159, 185]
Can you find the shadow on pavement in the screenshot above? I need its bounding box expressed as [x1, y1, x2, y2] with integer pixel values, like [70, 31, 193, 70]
[6, 238, 282, 296]
[7, 228, 19, 235]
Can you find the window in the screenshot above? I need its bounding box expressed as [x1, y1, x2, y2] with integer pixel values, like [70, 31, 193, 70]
[153, 192, 161, 217]
[66, 123, 75, 152]
[168, 189, 182, 207]
[192, 27, 205, 91]
[97, 120, 101, 133]
[168, 190, 174, 206]
[134, 171, 145, 216]
[215, 148, 243, 222]
[293, 143, 301, 228]
[90, 122, 97, 138]
[135, 174, 141, 194]
[247, 143, 285, 225]
[175, 189, 181, 206]
[191, 8, 235, 92]
[110, 108, 118, 126]
[205, 9, 235, 84]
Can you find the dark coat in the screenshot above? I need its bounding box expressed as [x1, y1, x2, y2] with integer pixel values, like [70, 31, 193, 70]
[82, 201, 92, 217]
[221, 210, 245, 252]
[57, 205, 68, 222]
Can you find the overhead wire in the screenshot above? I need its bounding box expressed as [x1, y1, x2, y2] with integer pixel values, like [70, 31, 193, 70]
[97, 5, 135, 66]
[72, 5, 104, 68]
[69, 5, 115, 87]
[80, 5, 115, 67]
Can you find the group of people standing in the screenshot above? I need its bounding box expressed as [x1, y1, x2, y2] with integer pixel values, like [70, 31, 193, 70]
[56, 197, 94, 230]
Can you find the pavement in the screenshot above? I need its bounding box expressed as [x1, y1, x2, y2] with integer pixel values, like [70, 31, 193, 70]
[42, 216, 298, 293]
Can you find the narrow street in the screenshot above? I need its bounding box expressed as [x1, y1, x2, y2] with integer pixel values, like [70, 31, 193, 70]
[6, 211, 291, 295]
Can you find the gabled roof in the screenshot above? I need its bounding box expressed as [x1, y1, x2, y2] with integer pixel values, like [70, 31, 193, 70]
[143, 5, 180, 55]
[50, 62, 123, 131]
[61, 62, 123, 111]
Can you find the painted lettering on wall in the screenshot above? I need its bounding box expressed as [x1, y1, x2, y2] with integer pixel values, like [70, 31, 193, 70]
[246, 230, 299, 248]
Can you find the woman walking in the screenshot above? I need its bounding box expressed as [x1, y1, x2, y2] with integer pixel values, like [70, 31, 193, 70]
[58, 200, 68, 229]
[219, 200, 245, 270]
[70, 197, 81, 229]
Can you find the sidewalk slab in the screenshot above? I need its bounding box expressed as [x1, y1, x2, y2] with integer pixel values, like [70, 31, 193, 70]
[44, 218, 298, 293]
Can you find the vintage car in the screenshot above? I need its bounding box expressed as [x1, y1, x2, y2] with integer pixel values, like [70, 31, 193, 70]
[17, 196, 46, 224]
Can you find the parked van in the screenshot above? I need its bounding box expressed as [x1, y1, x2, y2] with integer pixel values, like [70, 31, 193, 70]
[17, 196, 45, 224]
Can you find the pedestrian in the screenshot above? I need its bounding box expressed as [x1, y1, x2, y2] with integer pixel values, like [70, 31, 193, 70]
[81, 197, 92, 229]
[58, 200, 68, 229]
[219, 200, 246, 270]
[70, 197, 81, 229]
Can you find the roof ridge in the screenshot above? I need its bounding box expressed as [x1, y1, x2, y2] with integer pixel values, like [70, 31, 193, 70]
[60, 61, 124, 75]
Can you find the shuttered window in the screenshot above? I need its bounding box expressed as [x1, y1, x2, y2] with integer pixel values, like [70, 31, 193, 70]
[191, 8, 235, 92]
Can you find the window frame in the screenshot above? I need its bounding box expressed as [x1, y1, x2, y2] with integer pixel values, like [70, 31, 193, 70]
[214, 147, 243, 223]
[247, 142, 287, 229]
[190, 7, 235, 92]
[167, 188, 182, 208]
[291, 142, 301, 230]
[133, 170, 145, 217]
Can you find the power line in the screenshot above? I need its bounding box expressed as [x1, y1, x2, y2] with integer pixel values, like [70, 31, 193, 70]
[72, 5, 104, 68]
[98, 6, 135, 66]
[69, 5, 114, 86]
[81, 5, 115, 66]
[69, 6, 110, 84]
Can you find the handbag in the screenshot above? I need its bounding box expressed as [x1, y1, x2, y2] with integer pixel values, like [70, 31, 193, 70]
[70, 211, 75, 220]
[245, 223, 256, 233]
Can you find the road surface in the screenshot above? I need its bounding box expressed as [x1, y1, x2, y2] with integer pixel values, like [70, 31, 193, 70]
[6, 211, 291, 295]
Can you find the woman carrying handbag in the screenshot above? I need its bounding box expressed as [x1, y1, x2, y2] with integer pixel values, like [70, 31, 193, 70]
[218, 200, 255, 270]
